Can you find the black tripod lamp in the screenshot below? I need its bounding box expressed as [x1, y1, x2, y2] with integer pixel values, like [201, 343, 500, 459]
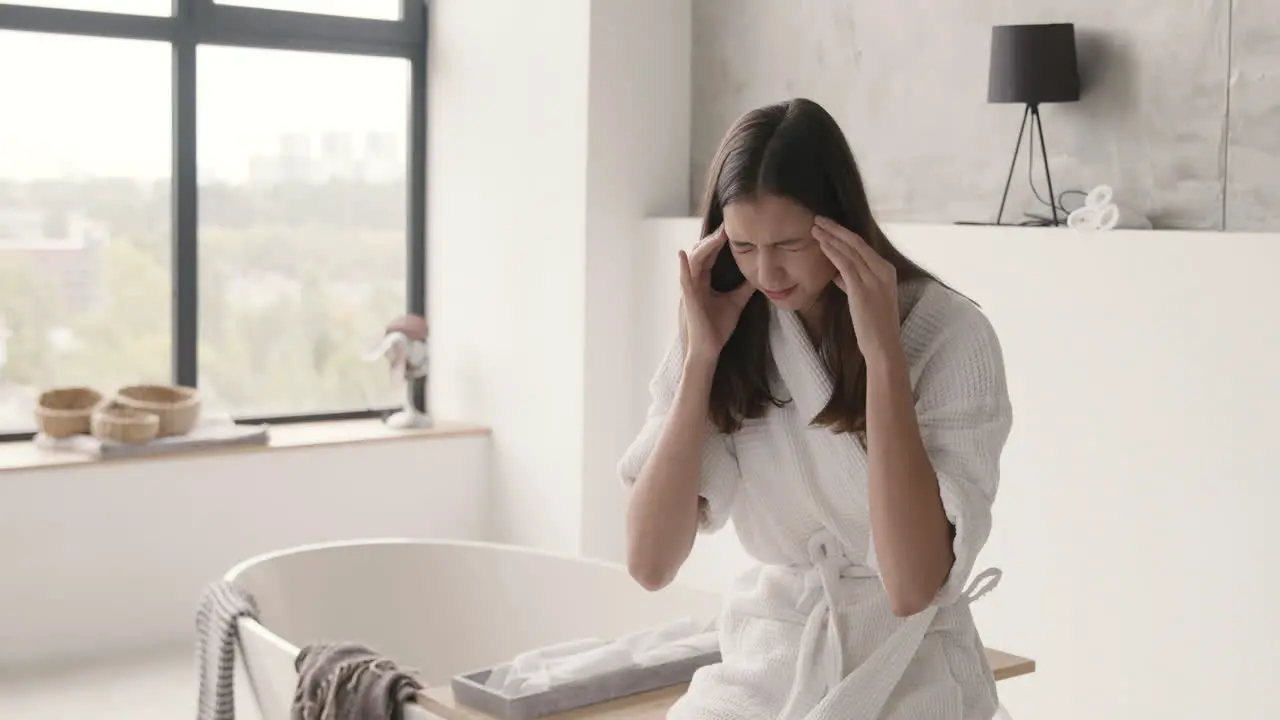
[988, 23, 1081, 225]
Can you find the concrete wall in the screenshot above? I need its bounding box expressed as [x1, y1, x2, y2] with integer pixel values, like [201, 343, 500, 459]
[1226, 0, 1280, 229]
[690, 0, 1280, 231]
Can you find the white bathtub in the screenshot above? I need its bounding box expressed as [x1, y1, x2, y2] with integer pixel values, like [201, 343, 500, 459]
[225, 538, 1030, 720]
[224, 538, 722, 720]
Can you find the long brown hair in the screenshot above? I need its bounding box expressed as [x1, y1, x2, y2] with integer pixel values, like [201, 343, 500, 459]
[701, 98, 944, 435]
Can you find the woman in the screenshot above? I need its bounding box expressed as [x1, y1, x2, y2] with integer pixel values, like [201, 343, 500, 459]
[618, 98, 1012, 720]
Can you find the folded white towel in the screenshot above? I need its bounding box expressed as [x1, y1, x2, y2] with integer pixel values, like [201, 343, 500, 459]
[633, 630, 719, 667]
[511, 643, 634, 696]
[510, 638, 607, 682]
[484, 617, 718, 696]
[486, 638, 609, 693]
[614, 617, 705, 656]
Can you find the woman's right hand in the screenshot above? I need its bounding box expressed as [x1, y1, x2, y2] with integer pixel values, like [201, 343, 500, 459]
[679, 225, 755, 363]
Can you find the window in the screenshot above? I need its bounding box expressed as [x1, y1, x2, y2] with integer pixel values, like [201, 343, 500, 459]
[0, 32, 172, 436]
[0, 0, 426, 439]
[3, 1, 170, 14]
[197, 47, 409, 416]
[214, 1, 401, 21]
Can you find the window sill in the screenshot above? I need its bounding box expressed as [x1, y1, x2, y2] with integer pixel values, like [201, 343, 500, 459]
[0, 418, 491, 475]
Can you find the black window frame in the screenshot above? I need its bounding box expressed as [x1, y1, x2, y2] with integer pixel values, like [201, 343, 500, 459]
[0, 0, 429, 442]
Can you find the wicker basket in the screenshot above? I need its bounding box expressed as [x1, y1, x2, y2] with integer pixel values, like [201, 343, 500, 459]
[90, 399, 160, 444]
[34, 386, 104, 438]
[115, 384, 201, 437]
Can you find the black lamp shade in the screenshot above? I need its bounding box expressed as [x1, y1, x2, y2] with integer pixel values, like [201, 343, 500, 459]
[988, 23, 1081, 104]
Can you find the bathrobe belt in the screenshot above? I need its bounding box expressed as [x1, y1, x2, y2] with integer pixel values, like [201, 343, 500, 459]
[774, 530, 1003, 720]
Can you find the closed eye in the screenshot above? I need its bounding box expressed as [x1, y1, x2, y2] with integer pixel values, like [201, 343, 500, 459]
[730, 239, 808, 253]
[775, 239, 810, 251]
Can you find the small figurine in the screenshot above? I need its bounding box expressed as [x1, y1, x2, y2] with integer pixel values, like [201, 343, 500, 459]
[363, 313, 432, 429]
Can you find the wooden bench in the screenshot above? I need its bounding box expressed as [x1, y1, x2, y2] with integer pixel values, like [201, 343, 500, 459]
[418, 647, 1035, 719]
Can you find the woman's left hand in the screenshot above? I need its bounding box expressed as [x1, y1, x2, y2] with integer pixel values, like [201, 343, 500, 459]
[812, 215, 903, 363]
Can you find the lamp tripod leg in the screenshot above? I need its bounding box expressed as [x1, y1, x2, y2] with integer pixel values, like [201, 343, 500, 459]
[1031, 105, 1060, 225]
[996, 104, 1032, 225]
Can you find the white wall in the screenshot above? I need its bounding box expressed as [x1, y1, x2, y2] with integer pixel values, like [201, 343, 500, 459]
[426, 0, 591, 553]
[0, 435, 490, 672]
[426, 0, 693, 559]
[631, 218, 1280, 720]
[580, 0, 692, 562]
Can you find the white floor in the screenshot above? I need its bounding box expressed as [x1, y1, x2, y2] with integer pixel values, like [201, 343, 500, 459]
[0, 650, 195, 720]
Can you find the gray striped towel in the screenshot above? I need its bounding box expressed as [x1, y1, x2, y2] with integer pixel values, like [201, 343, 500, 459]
[196, 580, 260, 720]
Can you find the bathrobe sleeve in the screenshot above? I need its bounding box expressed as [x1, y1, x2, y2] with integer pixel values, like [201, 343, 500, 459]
[911, 304, 1013, 607]
[616, 324, 742, 534]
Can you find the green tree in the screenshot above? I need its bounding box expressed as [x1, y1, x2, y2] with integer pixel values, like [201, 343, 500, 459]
[44, 236, 171, 391]
[1, 175, 408, 429]
[0, 254, 66, 387]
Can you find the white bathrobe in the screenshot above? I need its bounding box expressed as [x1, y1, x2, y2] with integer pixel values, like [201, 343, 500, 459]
[618, 279, 1013, 720]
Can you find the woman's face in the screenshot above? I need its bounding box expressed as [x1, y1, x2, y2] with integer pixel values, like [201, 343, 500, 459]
[722, 194, 838, 315]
